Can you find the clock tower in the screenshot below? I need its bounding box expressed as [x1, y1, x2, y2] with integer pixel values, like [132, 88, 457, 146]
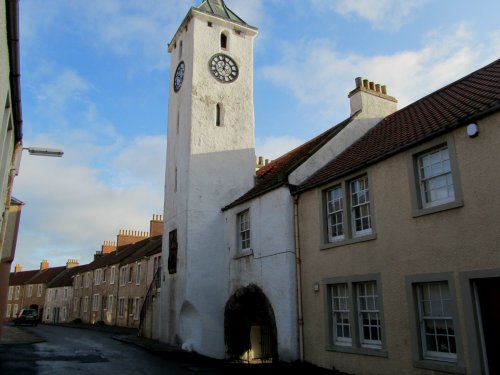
[161, 0, 258, 358]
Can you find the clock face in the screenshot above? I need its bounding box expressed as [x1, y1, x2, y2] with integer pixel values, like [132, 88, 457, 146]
[209, 54, 239, 83]
[174, 61, 185, 92]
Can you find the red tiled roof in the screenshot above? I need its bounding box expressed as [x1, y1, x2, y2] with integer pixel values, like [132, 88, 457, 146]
[222, 114, 358, 210]
[297, 57, 500, 192]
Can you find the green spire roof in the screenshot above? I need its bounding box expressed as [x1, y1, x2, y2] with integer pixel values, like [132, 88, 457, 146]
[197, 0, 247, 25]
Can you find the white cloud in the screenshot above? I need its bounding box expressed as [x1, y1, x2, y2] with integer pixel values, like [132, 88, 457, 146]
[312, 0, 428, 30]
[261, 23, 500, 127]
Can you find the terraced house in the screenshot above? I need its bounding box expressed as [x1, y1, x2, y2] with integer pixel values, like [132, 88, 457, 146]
[71, 215, 163, 328]
[295, 58, 500, 375]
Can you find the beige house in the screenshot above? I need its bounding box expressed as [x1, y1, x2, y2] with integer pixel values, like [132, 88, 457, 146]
[71, 215, 163, 328]
[43, 261, 82, 324]
[295, 58, 500, 374]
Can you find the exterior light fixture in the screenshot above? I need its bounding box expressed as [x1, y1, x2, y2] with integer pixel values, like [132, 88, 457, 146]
[23, 147, 64, 157]
[467, 123, 479, 138]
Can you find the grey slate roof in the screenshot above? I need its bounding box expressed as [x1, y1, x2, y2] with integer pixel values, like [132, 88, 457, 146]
[197, 0, 248, 26]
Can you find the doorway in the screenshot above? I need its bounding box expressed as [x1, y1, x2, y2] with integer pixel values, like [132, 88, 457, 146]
[474, 277, 500, 375]
[224, 284, 278, 363]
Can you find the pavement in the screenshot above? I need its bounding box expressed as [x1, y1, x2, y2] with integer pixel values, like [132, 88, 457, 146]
[1, 322, 349, 374]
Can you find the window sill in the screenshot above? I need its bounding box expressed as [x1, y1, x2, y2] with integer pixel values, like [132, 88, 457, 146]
[233, 248, 253, 259]
[413, 360, 465, 374]
[412, 199, 463, 218]
[320, 233, 377, 250]
[326, 344, 387, 358]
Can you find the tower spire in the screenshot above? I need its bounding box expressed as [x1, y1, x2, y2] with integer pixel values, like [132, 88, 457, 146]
[197, 0, 248, 25]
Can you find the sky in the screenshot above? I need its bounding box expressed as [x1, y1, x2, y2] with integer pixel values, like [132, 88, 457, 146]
[13, 0, 500, 270]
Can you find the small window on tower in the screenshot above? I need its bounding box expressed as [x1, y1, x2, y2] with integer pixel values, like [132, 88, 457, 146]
[208, 21, 212, 27]
[179, 41, 183, 59]
[221, 33, 228, 49]
[216, 103, 222, 127]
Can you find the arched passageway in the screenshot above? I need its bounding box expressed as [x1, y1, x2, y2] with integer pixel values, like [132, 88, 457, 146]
[224, 284, 278, 363]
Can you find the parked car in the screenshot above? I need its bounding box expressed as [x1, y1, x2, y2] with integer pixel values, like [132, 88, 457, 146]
[14, 309, 38, 326]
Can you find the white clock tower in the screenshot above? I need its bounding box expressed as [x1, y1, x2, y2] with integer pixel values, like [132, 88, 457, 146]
[161, 0, 258, 358]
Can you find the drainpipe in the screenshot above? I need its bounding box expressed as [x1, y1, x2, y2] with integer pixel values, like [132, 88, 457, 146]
[293, 195, 304, 362]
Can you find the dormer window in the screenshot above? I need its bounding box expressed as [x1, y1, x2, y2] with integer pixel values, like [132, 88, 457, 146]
[221, 33, 228, 49]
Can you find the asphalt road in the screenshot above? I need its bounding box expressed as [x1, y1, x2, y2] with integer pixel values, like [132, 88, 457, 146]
[0, 324, 348, 375]
[0, 324, 221, 375]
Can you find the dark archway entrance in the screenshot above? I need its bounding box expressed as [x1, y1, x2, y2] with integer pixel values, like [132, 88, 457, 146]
[224, 284, 278, 363]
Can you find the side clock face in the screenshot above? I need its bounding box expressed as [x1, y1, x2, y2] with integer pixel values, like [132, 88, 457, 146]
[209, 54, 239, 83]
[174, 61, 185, 93]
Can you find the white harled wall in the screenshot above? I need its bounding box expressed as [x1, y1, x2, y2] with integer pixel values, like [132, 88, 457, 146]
[161, 9, 257, 359]
[224, 187, 299, 361]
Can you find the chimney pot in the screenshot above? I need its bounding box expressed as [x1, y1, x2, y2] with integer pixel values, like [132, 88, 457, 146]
[381, 85, 387, 95]
[355, 77, 362, 88]
[14, 264, 22, 272]
[375, 84, 381, 93]
[369, 82, 375, 91]
[363, 79, 369, 89]
[40, 259, 49, 271]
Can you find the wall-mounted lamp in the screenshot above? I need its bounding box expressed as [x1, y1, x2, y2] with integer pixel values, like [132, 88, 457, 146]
[14, 146, 64, 176]
[23, 147, 64, 157]
[313, 282, 320, 292]
[467, 123, 479, 138]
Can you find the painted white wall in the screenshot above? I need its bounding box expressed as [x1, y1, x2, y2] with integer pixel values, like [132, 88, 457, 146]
[224, 187, 299, 361]
[289, 88, 398, 186]
[161, 8, 258, 359]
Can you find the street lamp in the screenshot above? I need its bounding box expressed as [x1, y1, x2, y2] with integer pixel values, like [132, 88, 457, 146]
[23, 147, 64, 157]
[14, 146, 64, 176]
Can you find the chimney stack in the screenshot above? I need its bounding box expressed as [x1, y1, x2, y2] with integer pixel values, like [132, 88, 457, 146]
[66, 259, 79, 268]
[348, 76, 397, 118]
[40, 259, 49, 271]
[14, 264, 22, 273]
[150, 214, 164, 237]
[101, 240, 117, 254]
[116, 229, 149, 247]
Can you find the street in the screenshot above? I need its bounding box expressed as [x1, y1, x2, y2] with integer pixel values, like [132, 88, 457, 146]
[0, 324, 344, 375]
[0, 324, 221, 375]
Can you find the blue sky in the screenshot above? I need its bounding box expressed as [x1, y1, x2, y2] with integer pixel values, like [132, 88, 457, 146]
[13, 0, 500, 270]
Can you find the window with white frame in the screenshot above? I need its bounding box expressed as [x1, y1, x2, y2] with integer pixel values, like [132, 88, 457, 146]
[84, 296, 89, 312]
[92, 294, 100, 312]
[8, 286, 13, 300]
[94, 269, 101, 285]
[134, 297, 141, 320]
[119, 267, 126, 286]
[6, 304, 11, 318]
[102, 295, 107, 310]
[409, 138, 463, 217]
[238, 209, 251, 251]
[110, 266, 116, 284]
[15, 286, 20, 300]
[416, 281, 457, 361]
[48, 289, 52, 301]
[27, 285, 33, 297]
[118, 297, 125, 317]
[73, 297, 78, 312]
[13, 304, 18, 317]
[327, 278, 383, 352]
[63, 287, 68, 300]
[37, 284, 42, 297]
[136, 263, 141, 285]
[128, 266, 133, 283]
[324, 174, 373, 245]
[62, 307, 67, 321]
[108, 295, 113, 312]
[85, 272, 90, 288]
[417, 146, 454, 208]
[54, 289, 58, 300]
